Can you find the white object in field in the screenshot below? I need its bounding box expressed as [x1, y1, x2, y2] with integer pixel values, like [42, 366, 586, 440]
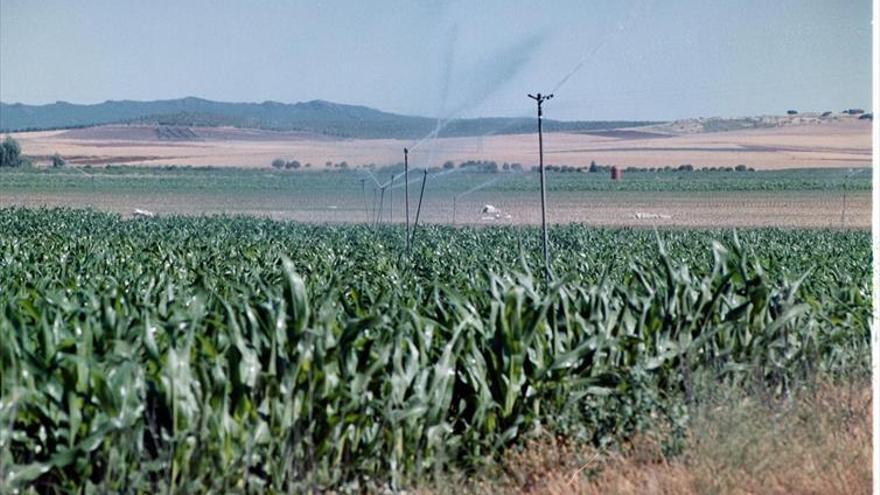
[480, 205, 510, 220]
[480, 204, 508, 221]
[132, 209, 155, 218]
[632, 212, 671, 220]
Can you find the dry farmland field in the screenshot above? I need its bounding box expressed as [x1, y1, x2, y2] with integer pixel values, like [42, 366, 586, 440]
[8, 117, 872, 169]
[3, 116, 871, 229]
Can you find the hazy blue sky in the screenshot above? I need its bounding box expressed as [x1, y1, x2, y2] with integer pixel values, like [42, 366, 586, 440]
[0, 0, 872, 120]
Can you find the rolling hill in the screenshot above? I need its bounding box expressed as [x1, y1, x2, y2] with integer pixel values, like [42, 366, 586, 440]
[0, 97, 659, 139]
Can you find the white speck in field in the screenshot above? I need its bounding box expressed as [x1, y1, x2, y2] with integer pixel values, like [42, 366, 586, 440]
[632, 212, 672, 220]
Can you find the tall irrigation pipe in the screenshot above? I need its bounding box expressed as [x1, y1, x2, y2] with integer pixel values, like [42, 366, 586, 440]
[452, 195, 457, 226]
[528, 92, 553, 285]
[410, 169, 429, 247]
[372, 187, 378, 225]
[375, 186, 386, 227]
[389, 174, 395, 224]
[404, 148, 411, 257]
[360, 178, 369, 223]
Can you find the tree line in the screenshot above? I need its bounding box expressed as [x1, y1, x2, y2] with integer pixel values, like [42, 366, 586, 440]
[268, 156, 756, 174]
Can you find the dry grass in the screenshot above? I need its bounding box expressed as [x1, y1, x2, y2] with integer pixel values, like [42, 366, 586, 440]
[419, 380, 871, 495]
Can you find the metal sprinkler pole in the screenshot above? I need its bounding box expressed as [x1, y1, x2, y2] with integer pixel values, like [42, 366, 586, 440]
[528, 92, 553, 285]
[360, 178, 369, 223]
[452, 195, 457, 226]
[371, 187, 377, 224]
[376, 186, 386, 227]
[404, 148, 411, 257]
[411, 169, 428, 246]
[389, 174, 395, 224]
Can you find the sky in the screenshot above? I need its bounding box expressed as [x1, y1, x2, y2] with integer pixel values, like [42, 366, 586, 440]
[0, 0, 872, 121]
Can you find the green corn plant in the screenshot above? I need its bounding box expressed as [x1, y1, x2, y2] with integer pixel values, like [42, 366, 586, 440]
[0, 207, 869, 493]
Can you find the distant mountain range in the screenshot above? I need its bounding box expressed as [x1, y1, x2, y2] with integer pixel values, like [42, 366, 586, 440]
[0, 97, 660, 139]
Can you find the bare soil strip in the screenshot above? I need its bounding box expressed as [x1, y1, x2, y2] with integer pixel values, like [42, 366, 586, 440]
[1, 189, 869, 229]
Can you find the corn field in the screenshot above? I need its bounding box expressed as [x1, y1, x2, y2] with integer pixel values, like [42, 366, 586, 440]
[0, 208, 870, 493]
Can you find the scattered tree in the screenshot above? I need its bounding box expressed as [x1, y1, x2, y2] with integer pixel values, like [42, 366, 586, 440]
[272, 158, 286, 169]
[51, 153, 66, 168]
[0, 136, 25, 168]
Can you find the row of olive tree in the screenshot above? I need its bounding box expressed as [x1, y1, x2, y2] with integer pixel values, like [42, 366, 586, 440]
[271, 159, 357, 170]
[272, 158, 313, 169]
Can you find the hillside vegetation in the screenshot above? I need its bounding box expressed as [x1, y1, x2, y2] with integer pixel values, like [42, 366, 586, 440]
[0, 97, 658, 139]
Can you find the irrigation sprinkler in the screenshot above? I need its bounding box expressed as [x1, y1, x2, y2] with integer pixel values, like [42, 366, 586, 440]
[360, 178, 369, 223]
[452, 195, 457, 226]
[389, 174, 395, 224]
[528, 92, 553, 285]
[404, 148, 411, 257]
[371, 187, 378, 225]
[376, 186, 386, 227]
[410, 169, 429, 246]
